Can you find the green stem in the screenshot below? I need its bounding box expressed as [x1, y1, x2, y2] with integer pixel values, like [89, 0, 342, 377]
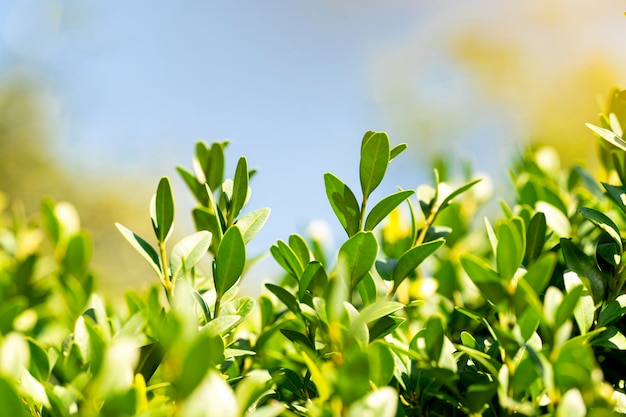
[214, 296, 221, 319]
[158, 240, 172, 298]
[359, 196, 368, 232]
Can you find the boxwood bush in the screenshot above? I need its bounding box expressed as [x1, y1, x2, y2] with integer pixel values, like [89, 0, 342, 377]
[2, 90, 626, 416]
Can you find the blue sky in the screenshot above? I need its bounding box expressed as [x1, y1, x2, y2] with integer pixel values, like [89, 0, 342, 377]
[2, 1, 626, 290]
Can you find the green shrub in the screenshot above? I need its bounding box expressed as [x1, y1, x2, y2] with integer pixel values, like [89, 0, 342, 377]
[2, 91, 626, 416]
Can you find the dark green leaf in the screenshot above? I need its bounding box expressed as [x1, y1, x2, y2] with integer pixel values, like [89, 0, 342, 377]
[266, 283, 301, 315]
[360, 131, 390, 198]
[324, 172, 360, 236]
[356, 272, 377, 306]
[193, 206, 223, 252]
[525, 211, 546, 265]
[136, 342, 165, 383]
[177, 166, 207, 206]
[337, 231, 378, 290]
[364, 190, 414, 231]
[280, 329, 315, 351]
[598, 294, 626, 327]
[116, 223, 162, 278]
[555, 284, 583, 330]
[230, 156, 249, 223]
[214, 226, 246, 297]
[152, 176, 175, 243]
[424, 315, 444, 362]
[368, 316, 405, 341]
[602, 182, 626, 216]
[560, 238, 607, 305]
[578, 207, 623, 252]
[236, 208, 270, 244]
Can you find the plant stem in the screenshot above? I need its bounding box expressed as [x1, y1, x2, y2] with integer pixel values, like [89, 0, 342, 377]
[158, 240, 172, 297]
[360, 196, 368, 232]
[214, 296, 221, 319]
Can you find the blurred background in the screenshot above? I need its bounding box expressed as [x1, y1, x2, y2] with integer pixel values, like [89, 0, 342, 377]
[1, 1, 625, 296]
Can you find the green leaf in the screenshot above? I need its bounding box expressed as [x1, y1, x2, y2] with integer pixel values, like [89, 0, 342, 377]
[299, 261, 328, 300]
[266, 283, 300, 315]
[360, 301, 403, 324]
[214, 226, 246, 297]
[324, 172, 361, 236]
[389, 143, 408, 161]
[356, 272, 377, 306]
[586, 122, 626, 152]
[360, 131, 390, 198]
[496, 219, 524, 280]
[364, 190, 414, 231]
[555, 279, 583, 330]
[229, 156, 249, 223]
[193, 206, 223, 252]
[177, 166, 207, 206]
[555, 389, 586, 417]
[578, 207, 623, 252]
[151, 176, 175, 243]
[522, 253, 556, 295]
[40, 198, 61, 247]
[525, 211, 546, 265]
[560, 238, 607, 305]
[270, 240, 303, 280]
[288, 234, 311, 267]
[598, 294, 626, 327]
[203, 315, 241, 337]
[592, 326, 626, 350]
[236, 208, 270, 244]
[280, 329, 315, 351]
[170, 231, 212, 280]
[602, 182, 626, 216]
[116, 223, 162, 278]
[63, 231, 92, 276]
[346, 387, 398, 417]
[337, 231, 378, 290]
[424, 315, 445, 363]
[393, 239, 445, 289]
[460, 254, 506, 304]
[437, 178, 482, 214]
[563, 271, 594, 334]
[0, 378, 25, 417]
[135, 342, 165, 383]
[178, 332, 225, 398]
[366, 342, 396, 387]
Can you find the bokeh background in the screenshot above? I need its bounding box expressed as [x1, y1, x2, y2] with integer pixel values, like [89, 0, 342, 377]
[1, 1, 626, 296]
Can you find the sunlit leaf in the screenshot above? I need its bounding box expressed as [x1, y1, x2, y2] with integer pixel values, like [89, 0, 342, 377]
[324, 172, 360, 236]
[360, 131, 390, 198]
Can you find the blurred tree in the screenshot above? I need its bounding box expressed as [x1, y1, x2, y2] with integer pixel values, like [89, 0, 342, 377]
[0, 75, 154, 297]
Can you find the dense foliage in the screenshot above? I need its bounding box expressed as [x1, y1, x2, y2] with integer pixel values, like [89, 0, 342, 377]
[2, 90, 626, 416]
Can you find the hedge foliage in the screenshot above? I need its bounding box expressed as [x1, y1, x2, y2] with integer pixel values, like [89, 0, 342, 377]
[2, 90, 626, 416]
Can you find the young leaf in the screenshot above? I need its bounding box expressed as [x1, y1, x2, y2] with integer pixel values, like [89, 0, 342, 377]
[214, 226, 246, 297]
[389, 143, 408, 161]
[193, 207, 223, 252]
[393, 239, 445, 289]
[586, 122, 626, 152]
[359, 301, 404, 324]
[364, 190, 414, 231]
[116, 223, 162, 278]
[170, 231, 212, 280]
[337, 231, 378, 290]
[151, 177, 175, 243]
[436, 178, 482, 214]
[359, 131, 390, 198]
[324, 172, 360, 236]
[229, 156, 249, 223]
[288, 234, 311, 267]
[235, 208, 270, 244]
[270, 240, 303, 280]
